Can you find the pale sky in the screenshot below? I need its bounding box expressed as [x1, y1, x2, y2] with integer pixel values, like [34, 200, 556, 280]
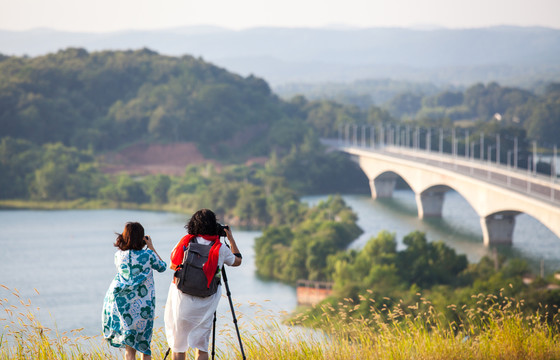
[1, 0, 560, 32]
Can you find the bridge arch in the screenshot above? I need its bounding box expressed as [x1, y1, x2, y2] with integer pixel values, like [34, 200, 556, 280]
[346, 148, 560, 246]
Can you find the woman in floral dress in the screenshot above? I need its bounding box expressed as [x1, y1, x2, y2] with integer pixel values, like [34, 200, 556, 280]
[102, 222, 167, 360]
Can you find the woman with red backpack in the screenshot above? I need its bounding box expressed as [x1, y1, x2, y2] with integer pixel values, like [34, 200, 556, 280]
[164, 209, 242, 360]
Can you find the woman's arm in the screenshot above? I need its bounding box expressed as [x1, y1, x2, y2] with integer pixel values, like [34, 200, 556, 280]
[144, 236, 162, 260]
[224, 228, 242, 267]
[144, 236, 167, 273]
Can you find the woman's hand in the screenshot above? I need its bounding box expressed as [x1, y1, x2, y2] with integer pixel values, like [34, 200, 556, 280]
[144, 235, 154, 250]
[224, 227, 234, 241]
[223, 227, 242, 266]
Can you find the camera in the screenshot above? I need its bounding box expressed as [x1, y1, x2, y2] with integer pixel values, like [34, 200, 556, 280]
[217, 223, 229, 237]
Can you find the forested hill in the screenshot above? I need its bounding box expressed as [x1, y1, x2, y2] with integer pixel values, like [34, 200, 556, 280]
[0, 48, 300, 159]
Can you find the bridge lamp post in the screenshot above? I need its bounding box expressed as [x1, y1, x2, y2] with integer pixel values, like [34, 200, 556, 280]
[338, 124, 343, 145]
[507, 151, 512, 186]
[553, 145, 557, 201]
[370, 126, 375, 149]
[465, 130, 469, 159]
[452, 128, 457, 158]
[533, 141, 537, 175]
[553, 145, 557, 181]
[480, 133, 485, 161]
[496, 134, 501, 165]
[487, 145, 494, 179]
[439, 128, 443, 155]
[362, 125, 367, 147]
[514, 137, 518, 170]
[527, 155, 533, 193]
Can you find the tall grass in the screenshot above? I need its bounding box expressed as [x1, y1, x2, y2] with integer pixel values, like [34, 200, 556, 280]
[2, 283, 560, 359]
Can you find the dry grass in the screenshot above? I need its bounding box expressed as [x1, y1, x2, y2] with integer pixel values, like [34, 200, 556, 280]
[2, 284, 560, 359]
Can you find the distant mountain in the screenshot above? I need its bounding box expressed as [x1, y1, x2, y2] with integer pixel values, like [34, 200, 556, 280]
[1, 26, 559, 87]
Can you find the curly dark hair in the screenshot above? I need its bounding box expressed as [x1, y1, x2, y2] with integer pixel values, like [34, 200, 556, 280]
[114, 222, 145, 251]
[186, 209, 219, 235]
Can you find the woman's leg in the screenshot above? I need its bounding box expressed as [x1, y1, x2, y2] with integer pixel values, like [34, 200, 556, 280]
[172, 352, 186, 360]
[141, 353, 152, 360]
[124, 346, 136, 360]
[197, 350, 209, 360]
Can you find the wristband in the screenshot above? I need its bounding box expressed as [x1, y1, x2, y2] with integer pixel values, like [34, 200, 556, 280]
[233, 252, 242, 259]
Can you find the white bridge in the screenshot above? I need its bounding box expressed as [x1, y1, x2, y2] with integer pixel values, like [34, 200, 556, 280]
[324, 139, 560, 246]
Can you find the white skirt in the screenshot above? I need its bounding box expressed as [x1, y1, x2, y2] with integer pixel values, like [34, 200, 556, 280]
[164, 282, 222, 352]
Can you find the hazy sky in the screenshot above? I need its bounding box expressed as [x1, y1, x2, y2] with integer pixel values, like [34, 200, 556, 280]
[1, 0, 560, 32]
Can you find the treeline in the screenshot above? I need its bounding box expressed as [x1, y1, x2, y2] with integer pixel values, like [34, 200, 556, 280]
[0, 48, 392, 161]
[0, 48, 286, 159]
[2, 48, 559, 157]
[282, 80, 560, 148]
[387, 82, 560, 146]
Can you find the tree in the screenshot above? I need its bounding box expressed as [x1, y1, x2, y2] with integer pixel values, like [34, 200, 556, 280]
[397, 231, 467, 288]
[145, 174, 171, 204]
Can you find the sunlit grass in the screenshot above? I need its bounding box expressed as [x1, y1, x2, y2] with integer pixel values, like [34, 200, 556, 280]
[2, 283, 560, 359]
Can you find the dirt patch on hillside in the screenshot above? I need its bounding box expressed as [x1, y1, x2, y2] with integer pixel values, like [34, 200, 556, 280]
[99, 142, 269, 176]
[99, 142, 216, 176]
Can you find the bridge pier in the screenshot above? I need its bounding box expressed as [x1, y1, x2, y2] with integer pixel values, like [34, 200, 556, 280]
[370, 173, 397, 199]
[480, 212, 519, 246]
[415, 190, 446, 218]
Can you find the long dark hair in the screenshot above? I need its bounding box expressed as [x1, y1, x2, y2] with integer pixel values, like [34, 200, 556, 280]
[186, 209, 218, 236]
[114, 222, 145, 251]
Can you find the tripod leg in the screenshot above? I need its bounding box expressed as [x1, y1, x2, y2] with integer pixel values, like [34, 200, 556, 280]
[221, 266, 246, 359]
[212, 311, 217, 360]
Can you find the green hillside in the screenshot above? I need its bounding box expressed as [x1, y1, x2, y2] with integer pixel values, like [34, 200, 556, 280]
[0, 48, 296, 159]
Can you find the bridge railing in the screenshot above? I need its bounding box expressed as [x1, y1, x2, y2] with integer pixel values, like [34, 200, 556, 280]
[381, 146, 560, 205]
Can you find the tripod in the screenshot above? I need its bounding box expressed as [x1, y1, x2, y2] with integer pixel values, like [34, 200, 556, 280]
[211, 265, 246, 360]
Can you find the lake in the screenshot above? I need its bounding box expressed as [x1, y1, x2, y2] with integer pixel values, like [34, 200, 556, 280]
[1, 191, 559, 337]
[0, 209, 296, 337]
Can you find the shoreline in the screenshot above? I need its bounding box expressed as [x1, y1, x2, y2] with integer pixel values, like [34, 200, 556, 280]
[0, 199, 266, 229]
[0, 199, 188, 213]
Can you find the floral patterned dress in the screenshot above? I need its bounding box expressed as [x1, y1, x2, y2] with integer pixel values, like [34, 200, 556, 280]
[102, 249, 167, 355]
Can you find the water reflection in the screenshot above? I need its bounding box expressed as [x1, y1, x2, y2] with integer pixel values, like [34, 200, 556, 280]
[304, 191, 560, 273]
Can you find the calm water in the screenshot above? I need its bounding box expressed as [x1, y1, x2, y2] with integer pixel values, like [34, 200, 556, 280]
[305, 191, 560, 276]
[1, 191, 559, 336]
[0, 209, 296, 337]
